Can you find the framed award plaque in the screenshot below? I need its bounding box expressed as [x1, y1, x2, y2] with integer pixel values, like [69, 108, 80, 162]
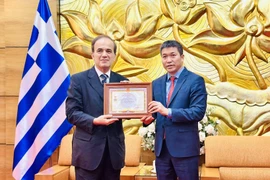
[104, 82, 152, 119]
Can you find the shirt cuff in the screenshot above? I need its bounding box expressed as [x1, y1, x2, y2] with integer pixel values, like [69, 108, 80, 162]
[167, 108, 172, 118]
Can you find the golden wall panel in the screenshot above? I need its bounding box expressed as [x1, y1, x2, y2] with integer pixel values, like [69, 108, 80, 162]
[60, 0, 270, 136]
[6, 97, 17, 145]
[0, 97, 5, 144]
[5, 48, 27, 96]
[5, 0, 58, 47]
[0, 0, 4, 48]
[0, 49, 4, 95]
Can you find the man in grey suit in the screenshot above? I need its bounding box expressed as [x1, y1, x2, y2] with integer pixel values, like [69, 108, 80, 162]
[66, 35, 128, 180]
[141, 40, 207, 180]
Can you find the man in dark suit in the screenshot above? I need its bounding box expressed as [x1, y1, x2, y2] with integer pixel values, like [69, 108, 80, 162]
[141, 40, 207, 180]
[66, 35, 128, 180]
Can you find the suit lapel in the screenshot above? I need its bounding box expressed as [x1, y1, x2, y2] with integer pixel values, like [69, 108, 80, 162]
[87, 67, 104, 99]
[167, 68, 188, 107]
[159, 75, 167, 106]
[109, 71, 120, 83]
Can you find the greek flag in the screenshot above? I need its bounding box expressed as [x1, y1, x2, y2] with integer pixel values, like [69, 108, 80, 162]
[12, 0, 72, 179]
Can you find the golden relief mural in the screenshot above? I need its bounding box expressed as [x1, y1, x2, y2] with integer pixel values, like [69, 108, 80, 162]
[60, 0, 270, 136]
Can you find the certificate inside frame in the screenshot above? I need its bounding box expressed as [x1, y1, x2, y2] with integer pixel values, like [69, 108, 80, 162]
[104, 82, 152, 119]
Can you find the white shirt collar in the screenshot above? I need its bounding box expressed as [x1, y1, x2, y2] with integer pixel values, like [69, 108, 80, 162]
[94, 66, 111, 79]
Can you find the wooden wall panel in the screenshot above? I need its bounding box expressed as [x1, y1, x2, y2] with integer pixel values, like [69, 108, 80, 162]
[6, 145, 14, 180]
[5, 0, 58, 47]
[0, 145, 5, 179]
[0, 49, 4, 95]
[0, 0, 4, 48]
[6, 97, 17, 145]
[5, 48, 27, 96]
[0, 97, 5, 144]
[0, 145, 14, 180]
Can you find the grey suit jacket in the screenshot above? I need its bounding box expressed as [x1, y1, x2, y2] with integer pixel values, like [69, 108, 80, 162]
[152, 67, 207, 158]
[66, 67, 128, 170]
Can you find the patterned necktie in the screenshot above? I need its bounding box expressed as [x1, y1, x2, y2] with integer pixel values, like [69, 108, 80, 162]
[167, 76, 175, 105]
[100, 74, 108, 84]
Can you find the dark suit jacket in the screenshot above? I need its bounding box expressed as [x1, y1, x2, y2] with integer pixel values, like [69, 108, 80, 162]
[152, 67, 207, 158]
[66, 67, 128, 171]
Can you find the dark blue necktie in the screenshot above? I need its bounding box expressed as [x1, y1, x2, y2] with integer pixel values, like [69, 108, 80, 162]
[100, 74, 108, 84]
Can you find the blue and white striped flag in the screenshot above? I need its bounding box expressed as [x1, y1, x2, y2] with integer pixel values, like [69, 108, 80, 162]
[12, 0, 72, 179]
